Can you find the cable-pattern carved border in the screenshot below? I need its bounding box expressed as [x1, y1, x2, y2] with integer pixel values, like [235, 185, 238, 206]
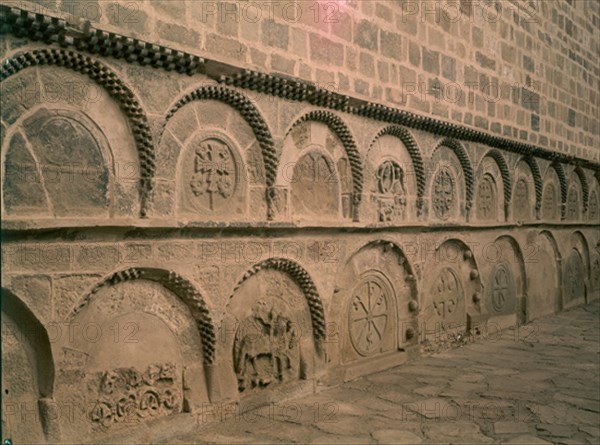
[71, 268, 216, 365]
[1, 48, 155, 217]
[483, 149, 512, 217]
[522, 156, 543, 213]
[286, 110, 363, 217]
[549, 162, 568, 219]
[435, 138, 475, 211]
[574, 166, 589, 213]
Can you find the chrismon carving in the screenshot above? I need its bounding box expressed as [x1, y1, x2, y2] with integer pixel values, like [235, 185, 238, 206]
[513, 178, 530, 220]
[188, 138, 237, 211]
[476, 173, 497, 220]
[233, 299, 300, 392]
[489, 263, 516, 314]
[567, 186, 580, 220]
[432, 268, 461, 319]
[4, 112, 109, 216]
[588, 190, 598, 221]
[373, 160, 407, 222]
[564, 250, 585, 303]
[291, 150, 339, 216]
[89, 363, 181, 430]
[542, 182, 558, 220]
[432, 167, 455, 220]
[348, 272, 392, 357]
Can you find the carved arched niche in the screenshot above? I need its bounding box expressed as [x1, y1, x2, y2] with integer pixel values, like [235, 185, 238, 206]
[563, 231, 590, 308]
[56, 278, 209, 441]
[526, 231, 562, 320]
[565, 169, 584, 222]
[512, 160, 537, 223]
[1, 289, 59, 443]
[421, 239, 483, 348]
[277, 119, 354, 223]
[1, 65, 141, 219]
[366, 133, 420, 224]
[480, 236, 527, 325]
[331, 241, 418, 373]
[427, 146, 467, 223]
[475, 155, 506, 223]
[541, 164, 564, 222]
[156, 99, 266, 221]
[218, 261, 325, 402]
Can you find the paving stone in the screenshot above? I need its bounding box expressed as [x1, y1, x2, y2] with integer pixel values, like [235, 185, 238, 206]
[494, 421, 530, 434]
[536, 423, 576, 437]
[372, 429, 423, 444]
[423, 421, 493, 443]
[503, 435, 553, 444]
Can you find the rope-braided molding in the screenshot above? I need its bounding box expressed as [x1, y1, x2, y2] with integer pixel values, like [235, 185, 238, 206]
[522, 156, 543, 213]
[286, 110, 363, 217]
[219, 69, 349, 111]
[550, 162, 568, 219]
[163, 85, 278, 219]
[573, 166, 589, 213]
[1, 48, 155, 217]
[229, 258, 326, 343]
[435, 138, 475, 211]
[369, 126, 426, 214]
[71, 267, 216, 364]
[483, 149, 512, 217]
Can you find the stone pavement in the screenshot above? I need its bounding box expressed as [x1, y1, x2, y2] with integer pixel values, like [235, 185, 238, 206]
[104, 300, 600, 445]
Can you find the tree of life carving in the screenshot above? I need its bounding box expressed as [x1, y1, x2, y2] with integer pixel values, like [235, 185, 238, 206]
[514, 178, 530, 220]
[477, 174, 497, 220]
[189, 138, 236, 210]
[374, 160, 407, 222]
[432, 167, 455, 220]
[348, 274, 390, 357]
[542, 183, 557, 220]
[567, 187, 580, 220]
[432, 268, 459, 319]
[491, 263, 513, 312]
[233, 299, 299, 392]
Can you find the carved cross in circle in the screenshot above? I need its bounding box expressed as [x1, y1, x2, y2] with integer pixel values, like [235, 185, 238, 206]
[189, 139, 234, 210]
[432, 268, 458, 318]
[349, 277, 389, 356]
[492, 264, 510, 312]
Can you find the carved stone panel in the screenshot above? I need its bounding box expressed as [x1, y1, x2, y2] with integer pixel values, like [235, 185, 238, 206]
[476, 173, 497, 221]
[426, 267, 465, 327]
[513, 178, 531, 221]
[348, 272, 393, 357]
[591, 252, 600, 292]
[291, 150, 339, 217]
[431, 167, 456, 220]
[4, 110, 110, 217]
[373, 160, 407, 222]
[89, 363, 181, 431]
[564, 249, 585, 305]
[225, 269, 313, 396]
[567, 186, 581, 220]
[542, 182, 558, 220]
[487, 262, 516, 315]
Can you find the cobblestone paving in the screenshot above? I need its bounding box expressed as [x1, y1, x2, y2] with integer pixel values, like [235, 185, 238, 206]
[107, 301, 600, 445]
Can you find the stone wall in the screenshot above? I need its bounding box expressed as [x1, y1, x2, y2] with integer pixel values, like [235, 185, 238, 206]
[0, 1, 599, 444]
[4, 0, 599, 162]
